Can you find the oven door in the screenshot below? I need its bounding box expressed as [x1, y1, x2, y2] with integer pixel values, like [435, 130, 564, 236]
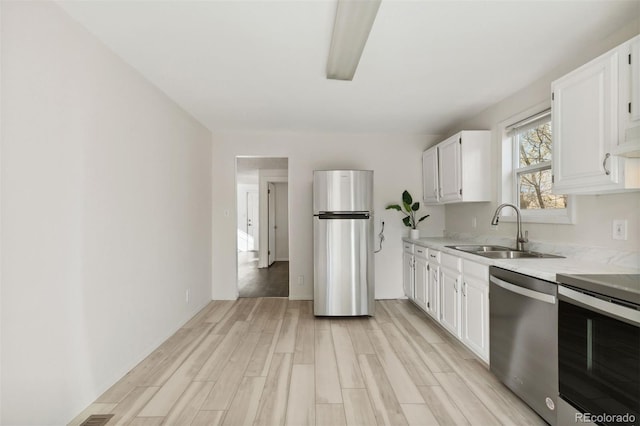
[558, 285, 640, 425]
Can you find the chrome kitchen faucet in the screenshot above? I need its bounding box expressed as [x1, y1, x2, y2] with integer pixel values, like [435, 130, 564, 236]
[491, 203, 529, 251]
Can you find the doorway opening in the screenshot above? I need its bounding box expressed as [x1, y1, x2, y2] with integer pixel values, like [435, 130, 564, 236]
[236, 157, 289, 298]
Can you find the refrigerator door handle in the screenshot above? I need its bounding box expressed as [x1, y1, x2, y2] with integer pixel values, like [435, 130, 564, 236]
[317, 212, 370, 220]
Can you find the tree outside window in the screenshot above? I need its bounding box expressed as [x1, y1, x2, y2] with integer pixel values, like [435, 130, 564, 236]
[513, 116, 567, 210]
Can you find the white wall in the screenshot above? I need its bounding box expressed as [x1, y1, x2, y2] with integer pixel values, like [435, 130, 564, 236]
[1, 2, 212, 424]
[442, 20, 640, 253]
[212, 131, 445, 300]
[275, 182, 289, 261]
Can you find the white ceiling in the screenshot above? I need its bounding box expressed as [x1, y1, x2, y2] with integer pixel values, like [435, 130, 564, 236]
[58, 0, 639, 135]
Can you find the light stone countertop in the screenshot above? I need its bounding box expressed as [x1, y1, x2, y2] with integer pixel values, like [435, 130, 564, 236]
[403, 236, 640, 283]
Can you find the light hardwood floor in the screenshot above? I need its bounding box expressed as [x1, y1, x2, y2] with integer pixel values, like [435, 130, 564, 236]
[69, 299, 546, 426]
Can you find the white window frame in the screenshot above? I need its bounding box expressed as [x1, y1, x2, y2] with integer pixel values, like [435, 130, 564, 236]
[498, 102, 575, 224]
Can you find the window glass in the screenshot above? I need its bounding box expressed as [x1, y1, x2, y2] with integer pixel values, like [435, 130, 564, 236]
[513, 114, 566, 211]
[517, 169, 567, 210]
[517, 122, 552, 167]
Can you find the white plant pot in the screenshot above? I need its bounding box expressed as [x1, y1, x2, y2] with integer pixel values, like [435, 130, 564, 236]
[410, 229, 420, 239]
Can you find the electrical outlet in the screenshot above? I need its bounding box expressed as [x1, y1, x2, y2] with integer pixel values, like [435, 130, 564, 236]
[297, 275, 304, 286]
[612, 220, 627, 240]
[185, 289, 190, 303]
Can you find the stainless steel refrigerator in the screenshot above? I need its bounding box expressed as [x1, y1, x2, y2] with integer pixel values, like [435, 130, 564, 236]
[313, 170, 374, 316]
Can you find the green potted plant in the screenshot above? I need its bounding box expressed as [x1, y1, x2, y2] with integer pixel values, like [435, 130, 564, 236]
[386, 190, 430, 239]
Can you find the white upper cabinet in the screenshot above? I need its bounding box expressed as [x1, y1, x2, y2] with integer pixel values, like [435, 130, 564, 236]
[422, 130, 491, 204]
[438, 135, 463, 202]
[422, 146, 439, 203]
[552, 35, 640, 194]
[616, 36, 640, 157]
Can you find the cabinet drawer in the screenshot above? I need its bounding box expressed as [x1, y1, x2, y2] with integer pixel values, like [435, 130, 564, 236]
[403, 242, 414, 254]
[462, 259, 488, 282]
[428, 250, 441, 263]
[441, 253, 461, 271]
[414, 245, 428, 259]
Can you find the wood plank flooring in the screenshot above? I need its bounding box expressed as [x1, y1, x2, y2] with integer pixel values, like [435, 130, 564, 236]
[69, 299, 546, 426]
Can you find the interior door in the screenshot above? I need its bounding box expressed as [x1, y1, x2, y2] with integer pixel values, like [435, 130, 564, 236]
[246, 191, 259, 251]
[268, 183, 276, 266]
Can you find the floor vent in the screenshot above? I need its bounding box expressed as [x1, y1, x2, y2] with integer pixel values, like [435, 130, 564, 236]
[80, 414, 114, 426]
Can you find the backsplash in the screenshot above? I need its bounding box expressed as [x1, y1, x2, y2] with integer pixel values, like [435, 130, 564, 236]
[443, 231, 639, 270]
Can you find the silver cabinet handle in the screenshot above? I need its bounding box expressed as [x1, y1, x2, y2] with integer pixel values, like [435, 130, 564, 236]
[462, 282, 467, 296]
[603, 153, 611, 175]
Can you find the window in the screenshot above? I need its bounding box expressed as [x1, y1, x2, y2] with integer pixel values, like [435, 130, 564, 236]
[500, 105, 575, 224]
[510, 111, 567, 211]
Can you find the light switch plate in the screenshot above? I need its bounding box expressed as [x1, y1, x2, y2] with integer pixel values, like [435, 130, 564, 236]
[612, 220, 627, 240]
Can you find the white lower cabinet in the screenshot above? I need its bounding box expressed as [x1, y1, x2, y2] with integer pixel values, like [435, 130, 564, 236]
[426, 250, 440, 320]
[461, 259, 490, 362]
[403, 241, 489, 363]
[403, 243, 415, 299]
[439, 253, 462, 338]
[414, 246, 428, 310]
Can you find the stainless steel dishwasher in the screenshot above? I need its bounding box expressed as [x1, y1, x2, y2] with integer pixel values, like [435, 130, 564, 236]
[490, 266, 558, 425]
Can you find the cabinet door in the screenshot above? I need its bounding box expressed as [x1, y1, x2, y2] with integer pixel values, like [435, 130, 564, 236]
[414, 257, 428, 309]
[422, 146, 439, 203]
[627, 36, 640, 125]
[440, 266, 461, 337]
[426, 263, 439, 320]
[438, 136, 462, 202]
[552, 49, 622, 193]
[462, 275, 489, 361]
[403, 252, 414, 299]
[617, 36, 640, 156]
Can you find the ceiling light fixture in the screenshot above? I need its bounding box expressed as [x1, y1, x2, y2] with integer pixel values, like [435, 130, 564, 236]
[326, 0, 382, 81]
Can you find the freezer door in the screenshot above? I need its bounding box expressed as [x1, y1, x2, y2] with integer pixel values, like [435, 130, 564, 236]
[313, 170, 373, 213]
[314, 216, 374, 316]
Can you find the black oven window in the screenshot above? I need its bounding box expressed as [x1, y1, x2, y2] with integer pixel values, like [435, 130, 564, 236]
[559, 300, 640, 425]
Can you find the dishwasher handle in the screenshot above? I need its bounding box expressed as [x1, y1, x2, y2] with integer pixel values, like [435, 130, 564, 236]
[490, 276, 556, 304]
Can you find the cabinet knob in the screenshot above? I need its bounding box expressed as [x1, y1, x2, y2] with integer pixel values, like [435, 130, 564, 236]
[603, 153, 611, 175]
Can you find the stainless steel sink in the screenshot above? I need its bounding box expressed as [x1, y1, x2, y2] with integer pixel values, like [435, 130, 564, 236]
[447, 245, 564, 259]
[446, 245, 512, 252]
[475, 250, 564, 259]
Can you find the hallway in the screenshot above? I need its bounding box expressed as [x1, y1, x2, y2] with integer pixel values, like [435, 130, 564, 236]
[238, 251, 289, 298]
